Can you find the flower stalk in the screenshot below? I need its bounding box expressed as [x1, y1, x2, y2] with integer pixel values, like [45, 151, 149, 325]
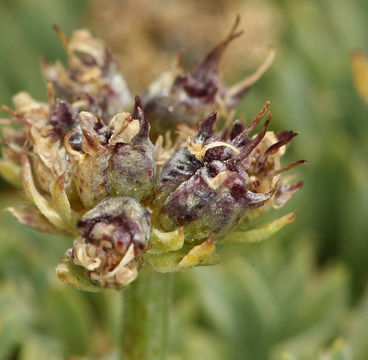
[122, 267, 172, 360]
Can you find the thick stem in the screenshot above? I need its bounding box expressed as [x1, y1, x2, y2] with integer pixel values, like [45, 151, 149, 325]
[122, 266, 172, 360]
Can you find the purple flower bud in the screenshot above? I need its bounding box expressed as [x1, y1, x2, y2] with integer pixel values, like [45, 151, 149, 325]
[142, 17, 275, 138]
[65, 97, 155, 209]
[70, 196, 151, 289]
[154, 104, 305, 242]
[108, 97, 155, 202]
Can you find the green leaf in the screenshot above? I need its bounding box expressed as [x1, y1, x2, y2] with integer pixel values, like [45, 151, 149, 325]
[222, 212, 296, 245]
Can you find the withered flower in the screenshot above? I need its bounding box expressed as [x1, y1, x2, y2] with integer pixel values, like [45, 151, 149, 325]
[0, 24, 304, 290]
[1, 91, 80, 233]
[142, 17, 275, 138]
[43, 27, 132, 120]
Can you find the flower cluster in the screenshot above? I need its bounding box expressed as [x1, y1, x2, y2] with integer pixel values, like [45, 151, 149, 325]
[0, 22, 305, 290]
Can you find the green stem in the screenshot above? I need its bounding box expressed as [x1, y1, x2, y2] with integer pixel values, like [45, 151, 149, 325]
[122, 266, 172, 360]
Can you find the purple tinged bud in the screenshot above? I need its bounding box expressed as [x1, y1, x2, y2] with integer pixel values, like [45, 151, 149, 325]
[140, 18, 245, 137]
[71, 196, 151, 289]
[154, 107, 285, 242]
[153, 101, 305, 242]
[65, 102, 155, 209]
[142, 18, 274, 139]
[108, 97, 155, 202]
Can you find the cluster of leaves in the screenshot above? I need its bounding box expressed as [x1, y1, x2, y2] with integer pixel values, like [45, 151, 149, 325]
[169, 234, 363, 360]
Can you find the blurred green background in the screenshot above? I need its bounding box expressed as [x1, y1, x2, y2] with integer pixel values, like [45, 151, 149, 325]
[0, 0, 367, 359]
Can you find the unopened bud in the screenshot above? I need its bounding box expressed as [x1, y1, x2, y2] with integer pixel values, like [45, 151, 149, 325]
[142, 17, 275, 138]
[70, 196, 151, 289]
[65, 97, 155, 209]
[154, 104, 304, 242]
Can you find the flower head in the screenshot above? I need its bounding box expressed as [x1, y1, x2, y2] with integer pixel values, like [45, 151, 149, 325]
[0, 23, 305, 290]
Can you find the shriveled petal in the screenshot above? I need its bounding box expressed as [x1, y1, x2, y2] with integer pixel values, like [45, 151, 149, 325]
[21, 152, 68, 231]
[7, 206, 59, 233]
